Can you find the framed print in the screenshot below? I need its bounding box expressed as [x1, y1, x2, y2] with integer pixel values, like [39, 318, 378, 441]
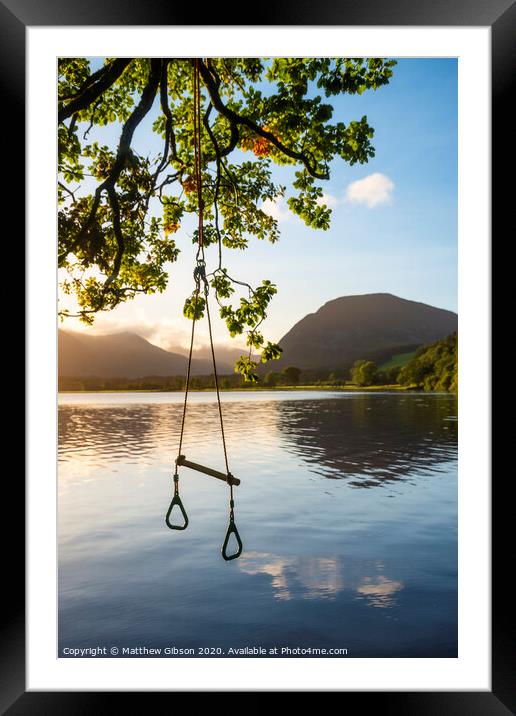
[5, 0, 511, 708]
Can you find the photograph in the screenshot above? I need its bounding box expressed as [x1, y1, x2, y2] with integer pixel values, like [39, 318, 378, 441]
[57, 55, 459, 659]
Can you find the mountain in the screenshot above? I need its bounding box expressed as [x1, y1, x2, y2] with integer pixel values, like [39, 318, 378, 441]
[59, 294, 458, 378]
[275, 293, 458, 371]
[58, 330, 233, 378]
[185, 344, 259, 366]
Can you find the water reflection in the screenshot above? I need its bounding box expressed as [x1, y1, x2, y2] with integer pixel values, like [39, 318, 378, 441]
[58, 392, 457, 657]
[59, 393, 457, 491]
[58, 400, 279, 470]
[239, 551, 404, 607]
[355, 575, 404, 609]
[276, 394, 457, 486]
[238, 552, 344, 601]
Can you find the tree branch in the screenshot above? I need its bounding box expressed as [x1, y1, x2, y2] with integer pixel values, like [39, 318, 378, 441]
[100, 60, 162, 287]
[203, 102, 239, 198]
[199, 60, 329, 180]
[59, 59, 161, 267]
[58, 58, 133, 123]
[159, 60, 179, 166]
[103, 185, 124, 289]
[59, 60, 116, 101]
[106, 59, 161, 185]
[202, 93, 239, 159]
[58, 181, 77, 202]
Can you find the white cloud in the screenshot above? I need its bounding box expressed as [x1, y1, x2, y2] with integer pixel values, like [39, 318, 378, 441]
[264, 193, 339, 218]
[345, 173, 394, 208]
[316, 192, 338, 208]
[261, 197, 291, 222]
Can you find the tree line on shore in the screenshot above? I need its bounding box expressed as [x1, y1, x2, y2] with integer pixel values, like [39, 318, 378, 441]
[347, 332, 457, 391]
[59, 333, 457, 394]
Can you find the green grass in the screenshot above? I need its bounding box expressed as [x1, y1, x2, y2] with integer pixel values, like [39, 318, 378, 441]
[379, 351, 417, 371]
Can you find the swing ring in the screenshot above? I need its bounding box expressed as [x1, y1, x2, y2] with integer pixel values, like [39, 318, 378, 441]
[166, 470, 188, 530]
[221, 514, 243, 561]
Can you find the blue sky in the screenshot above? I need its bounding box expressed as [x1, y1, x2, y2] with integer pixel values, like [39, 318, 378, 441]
[60, 58, 457, 352]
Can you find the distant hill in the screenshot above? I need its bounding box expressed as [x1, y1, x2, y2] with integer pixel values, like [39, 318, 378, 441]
[58, 330, 233, 378]
[182, 343, 259, 367]
[276, 293, 458, 371]
[59, 294, 458, 379]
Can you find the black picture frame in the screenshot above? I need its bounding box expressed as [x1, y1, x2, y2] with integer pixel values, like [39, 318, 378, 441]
[8, 0, 510, 709]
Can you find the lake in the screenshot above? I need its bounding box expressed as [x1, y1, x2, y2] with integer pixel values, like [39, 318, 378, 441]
[58, 391, 457, 658]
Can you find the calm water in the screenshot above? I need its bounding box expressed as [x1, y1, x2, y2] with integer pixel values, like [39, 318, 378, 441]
[58, 391, 457, 658]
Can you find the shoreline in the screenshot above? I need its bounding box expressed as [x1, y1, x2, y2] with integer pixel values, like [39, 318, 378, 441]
[58, 384, 421, 394]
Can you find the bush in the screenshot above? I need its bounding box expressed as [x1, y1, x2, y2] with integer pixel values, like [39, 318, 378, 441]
[351, 360, 378, 386]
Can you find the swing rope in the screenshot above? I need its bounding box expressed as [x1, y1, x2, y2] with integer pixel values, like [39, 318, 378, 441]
[177, 57, 230, 480]
[176, 59, 203, 461]
[177, 284, 198, 463]
[167, 58, 241, 560]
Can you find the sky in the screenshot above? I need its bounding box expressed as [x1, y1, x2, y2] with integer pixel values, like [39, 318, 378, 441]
[59, 58, 457, 354]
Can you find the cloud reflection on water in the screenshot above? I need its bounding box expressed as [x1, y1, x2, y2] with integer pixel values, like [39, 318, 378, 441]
[238, 551, 404, 608]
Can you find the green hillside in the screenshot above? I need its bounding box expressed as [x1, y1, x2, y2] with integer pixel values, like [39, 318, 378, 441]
[398, 333, 457, 392]
[379, 350, 417, 371]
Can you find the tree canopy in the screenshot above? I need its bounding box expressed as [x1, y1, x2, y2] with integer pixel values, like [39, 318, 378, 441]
[398, 333, 457, 392]
[281, 365, 301, 385]
[351, 359, 378, 386]
[58, 57, 396, 380]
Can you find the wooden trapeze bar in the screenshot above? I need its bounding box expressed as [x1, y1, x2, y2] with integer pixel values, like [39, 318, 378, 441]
[176, 454, 241, 486]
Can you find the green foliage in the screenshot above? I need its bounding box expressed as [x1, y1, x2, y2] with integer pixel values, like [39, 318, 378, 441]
[327, 371, 345, 386]
[264, 370, 280, 387]
[351, 360, 378, 387]
[58, 57, 396, 379]
[183, 292, 206, 320]
[379, 350, 417, 371]
[398, 333, 457, 392]
[380, 366, 402, 384]
[235, 356, 259, 383]
[281, 365, 301, 385]
[261, 342, 282, 363]
[210, 273, 234, 299]
[287, 171, 331, 229]
[214, 277, 282, 377]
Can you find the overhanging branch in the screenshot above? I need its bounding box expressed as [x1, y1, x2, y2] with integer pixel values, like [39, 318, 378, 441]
[59, 59, 162, 270]
[58, 58, 133, 123]
[199, 60, 329, 180]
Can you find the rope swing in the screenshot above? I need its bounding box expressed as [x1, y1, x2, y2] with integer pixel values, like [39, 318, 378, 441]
[165, 58, 243, 562]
